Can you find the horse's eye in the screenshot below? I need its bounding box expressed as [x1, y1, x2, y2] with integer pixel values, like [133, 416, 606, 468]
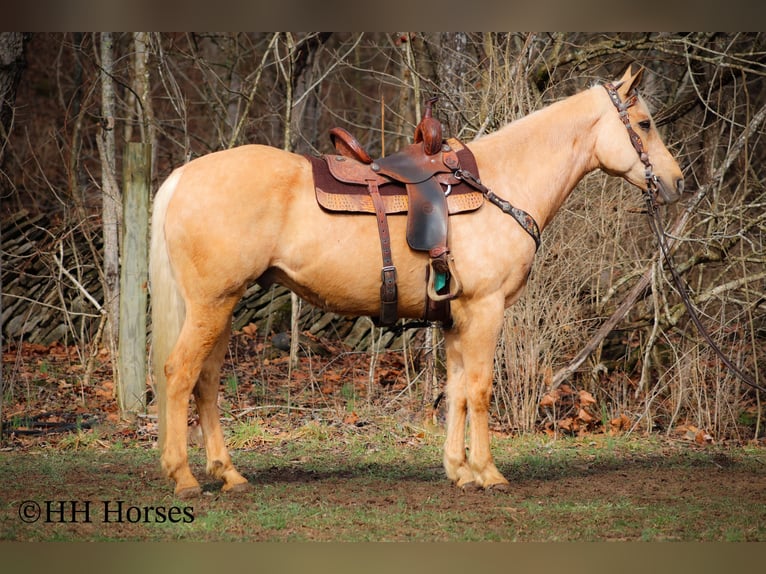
[638, 120, 651, 131]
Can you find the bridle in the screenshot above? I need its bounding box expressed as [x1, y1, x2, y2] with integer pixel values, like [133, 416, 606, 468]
[604, 82, 765, 394]
[603, 82, 661, 200]
[442, 83, 763, 394]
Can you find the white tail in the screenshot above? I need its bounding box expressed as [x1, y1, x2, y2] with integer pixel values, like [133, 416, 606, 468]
[149, 167, 186, 450]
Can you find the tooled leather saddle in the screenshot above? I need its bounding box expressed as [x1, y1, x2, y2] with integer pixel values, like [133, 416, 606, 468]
[308, 98, 484, 327]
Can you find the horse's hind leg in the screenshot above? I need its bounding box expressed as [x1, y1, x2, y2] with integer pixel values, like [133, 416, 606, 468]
[194, 321, 249, 493]
[162, 298, 239, 498]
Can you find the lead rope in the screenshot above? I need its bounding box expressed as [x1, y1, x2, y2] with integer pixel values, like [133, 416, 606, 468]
[604, 82, 765, 393]
[644, 191, 766, 393]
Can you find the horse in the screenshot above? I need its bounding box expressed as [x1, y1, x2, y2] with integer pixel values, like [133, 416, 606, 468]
[149, 65, 684, 498]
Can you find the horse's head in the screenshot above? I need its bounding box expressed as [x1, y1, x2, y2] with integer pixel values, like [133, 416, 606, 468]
[595, 65, 684, 205]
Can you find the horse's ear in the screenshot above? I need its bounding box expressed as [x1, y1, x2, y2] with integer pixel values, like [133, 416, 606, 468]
[616, 64, 644, 96]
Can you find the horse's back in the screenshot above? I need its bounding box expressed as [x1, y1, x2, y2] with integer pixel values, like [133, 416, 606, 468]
[176, 144, 310, 197]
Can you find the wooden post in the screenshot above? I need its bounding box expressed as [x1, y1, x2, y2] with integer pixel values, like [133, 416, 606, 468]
[118, 143, 151, 417]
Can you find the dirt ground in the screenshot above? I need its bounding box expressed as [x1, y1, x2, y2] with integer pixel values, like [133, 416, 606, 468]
[2, 339, 765, 541]
[2, 422, 765, 541]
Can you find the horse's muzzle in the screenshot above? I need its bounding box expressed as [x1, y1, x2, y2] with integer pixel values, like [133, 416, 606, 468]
[655, 176, 684, 205]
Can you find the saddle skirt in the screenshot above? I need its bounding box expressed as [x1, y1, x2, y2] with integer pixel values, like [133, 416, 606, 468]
[309, 138, 484, 218]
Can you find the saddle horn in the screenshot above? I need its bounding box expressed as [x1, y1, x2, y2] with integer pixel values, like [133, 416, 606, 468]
[414, 96, 443, 156]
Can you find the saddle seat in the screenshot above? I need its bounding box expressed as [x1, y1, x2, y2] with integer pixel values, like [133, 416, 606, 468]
[329, 97, 444, 165]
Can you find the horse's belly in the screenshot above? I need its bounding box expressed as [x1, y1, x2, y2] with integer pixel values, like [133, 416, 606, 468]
[257, 257, 427, 320]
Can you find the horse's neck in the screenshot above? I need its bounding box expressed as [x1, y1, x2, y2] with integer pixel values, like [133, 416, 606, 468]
[470, 87, 603, 230]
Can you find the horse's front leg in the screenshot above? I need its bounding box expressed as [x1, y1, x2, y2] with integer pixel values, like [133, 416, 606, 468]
[443, 333, 473, 488]
[465, 347, 509, 490]
[443, 298, 509, 490]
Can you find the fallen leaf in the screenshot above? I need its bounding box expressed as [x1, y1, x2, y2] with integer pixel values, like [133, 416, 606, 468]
[242, 323, 259, 336]
[558, 417, 574, 431]
[677, 425, 700, 442]
[577, 408, 595, 423]
[539, 392, 557, 407]
[578, 390, 597, 405]
[542, 366, 553, 386]
[609, 413, 631, 433]
[695, 429, 713, 445]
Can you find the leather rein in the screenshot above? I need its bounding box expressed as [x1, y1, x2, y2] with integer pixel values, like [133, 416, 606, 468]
[418, 85, 764, 394]
[604, 82, 765, 394]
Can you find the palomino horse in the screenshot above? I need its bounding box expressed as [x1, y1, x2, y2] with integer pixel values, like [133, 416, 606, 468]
[150, 65, 684, 497]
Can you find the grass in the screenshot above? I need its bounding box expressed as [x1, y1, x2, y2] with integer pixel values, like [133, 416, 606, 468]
[1, 419, 764, 542]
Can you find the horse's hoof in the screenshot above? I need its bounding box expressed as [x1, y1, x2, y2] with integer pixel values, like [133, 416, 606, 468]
[175, 485, 202, 500]
[458, 480, 481, 492]
[486, 482, 511, 493]
[223, 481, 250, 494]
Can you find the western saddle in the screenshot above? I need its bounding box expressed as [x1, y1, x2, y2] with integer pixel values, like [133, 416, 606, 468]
[309, 97, 484, 327]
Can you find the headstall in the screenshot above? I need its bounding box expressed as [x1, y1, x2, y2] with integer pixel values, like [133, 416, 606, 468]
[602, 81, 661, 203]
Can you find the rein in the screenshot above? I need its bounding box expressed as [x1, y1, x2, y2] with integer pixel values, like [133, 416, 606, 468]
[604, 82, 766, 394]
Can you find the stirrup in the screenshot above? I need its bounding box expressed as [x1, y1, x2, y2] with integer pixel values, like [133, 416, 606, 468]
[426, 253, 463, 302]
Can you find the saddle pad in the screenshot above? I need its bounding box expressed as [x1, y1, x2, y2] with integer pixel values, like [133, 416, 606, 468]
[309, 139, 484, 216]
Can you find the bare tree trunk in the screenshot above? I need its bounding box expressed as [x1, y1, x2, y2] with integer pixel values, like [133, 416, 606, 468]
[96, 32, 122, 387]
[275, 33, 301, 370]
[287, 32, 330, 154]
[133, 32, 157, 179]
[276, 33, 330, 368]
[0, 32, 27, 167]
[436, 32, 470, 137]
[0, 32, 27, 441]
[393, 33, 418, 152]
[118, 143, 150, 417]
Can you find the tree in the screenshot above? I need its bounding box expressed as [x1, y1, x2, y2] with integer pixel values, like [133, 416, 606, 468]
[95, 32, 122, 400]
[0, 32, 28, 442]
[0, 32, 27, 161]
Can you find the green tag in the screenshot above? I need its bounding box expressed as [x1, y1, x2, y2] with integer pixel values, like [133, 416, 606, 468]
[435, 272, 447, 292]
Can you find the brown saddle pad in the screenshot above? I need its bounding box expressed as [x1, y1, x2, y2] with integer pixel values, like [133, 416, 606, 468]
[309, 138, 484, 216]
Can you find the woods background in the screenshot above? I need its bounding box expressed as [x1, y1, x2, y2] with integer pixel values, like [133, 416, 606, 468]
[1, 32, 764, 441]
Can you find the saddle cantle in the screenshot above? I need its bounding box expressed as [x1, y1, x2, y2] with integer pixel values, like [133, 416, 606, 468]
[309, 99, 484, 326]
[329, 127, 373, 164]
